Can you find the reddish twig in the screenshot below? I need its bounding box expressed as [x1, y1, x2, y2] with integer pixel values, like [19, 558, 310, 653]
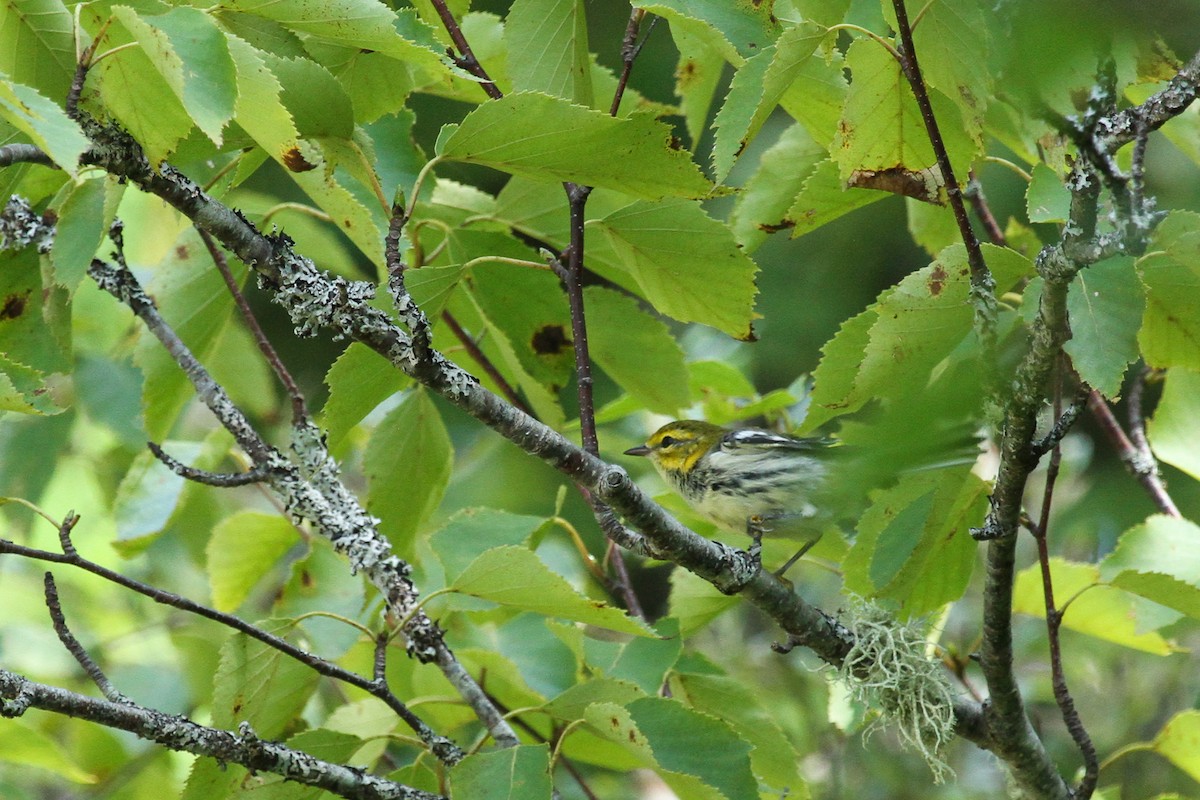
[1087, 389, 1181, 518]
[1026, 366, 1098, 800]
[199, 229, 308, 423]
[428, 0, 501, 99]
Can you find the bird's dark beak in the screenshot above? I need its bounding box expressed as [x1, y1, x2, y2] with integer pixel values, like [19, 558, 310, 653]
[624, 445, 650, 457]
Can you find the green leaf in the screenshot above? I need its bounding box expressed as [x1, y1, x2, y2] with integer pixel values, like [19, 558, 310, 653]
[438, 91, 711, 200]
[779, 46, 848, 147]
[220, 0, 448, 73]
[546, 678, 645, 721]
[505, 0, 592, 107]
[729, 123, 825, 251]
[463, 258, 573, 391]
[0, 719, 95, 784]
[93, 18, 195, 164]
[0, 72, 87, 172]
[322, 342, 409, 446]
[212, 618, 320, 739]
[1139, 213, 1200, 369]
[1013, 558, 1181, 655]
[589, 198, 759, 339]
[582, 697, 758, 800]
[364, 389, 452, 557]
[1149, 709, 1200, 783]
[583, 286, 689, 414]
[1101, 515, 1200, 619]
[1026, 163, 1071, 223]
[712, 22, 824, 181]
[1146, 368, 1200, 481]
[630, 0, 780, 62]
[668, 568, 739, 635]
[582, 618, 682, 695]
[113, 6, 237, 145]
[228, 39, 387, 264]
[906, 0, 991, 129]
[670, 23, 726, 148]
[226, 33, 300, 158]
[262, 53, 354, 139]
[785, 157, 885, 239]
[844, 467, 983, 616]
[275, 538, 367, 656]
[628, 696, 758, 800]
[807, 243, 1031, 427]
[906, 198, 960, 256]
[0, 0, 75, 102]
[833, 38, 978, 188]
[48, 174, 120, 293]
[449, 745, 553, 800]
[112, 441, 200, 552]
[672, 672, 805, 795]
[0, 355, 63, 414]
[206, 511, 298, 612]
[133, 229, 245, 440]
[431, 508, 548, 583]
[1065, 255, 1143, 398]
[450, 545, 654, 636]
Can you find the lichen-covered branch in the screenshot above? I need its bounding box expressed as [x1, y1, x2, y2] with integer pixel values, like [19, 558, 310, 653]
[86, 255, 517, 750]
[0, 669, 443, 800]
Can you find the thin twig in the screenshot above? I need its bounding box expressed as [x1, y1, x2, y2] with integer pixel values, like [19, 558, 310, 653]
[43, 573, 130, 703]
[441, 310, 535, 418]
[1087, 390, 1181, 517]
[0, 669, 443, 800]
[966, 170, 1008, 247]
[1027, 365, 1099, 800]
[610, 9, 650, 117]
[0, 144, 56, 168]
[4, 535, 464, 764]
[891, 0, 996, 355]
[428, 0, 501, 99]
[1030, 385, 1090, 457]
[199, 229, 308, 423]
[147, 441, 268, 487]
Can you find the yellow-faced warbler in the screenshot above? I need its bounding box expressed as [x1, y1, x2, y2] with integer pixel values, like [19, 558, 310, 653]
[624, 419, 836, 571]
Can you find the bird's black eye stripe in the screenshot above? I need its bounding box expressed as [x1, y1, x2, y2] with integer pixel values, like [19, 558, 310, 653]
[659, 436, 677, 447]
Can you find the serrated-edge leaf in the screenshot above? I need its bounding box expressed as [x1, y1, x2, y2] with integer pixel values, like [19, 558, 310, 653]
[0, 71, 87, 172]
[439, 91, 711, 200]
[451, 545, 654, 636]
[363, 389, 452, 556]
[207, 510, 299, 612]
[583, 285, 689, 414]
[1146, 368, 1200, 481]
[505, 0, 592, 107]
[711, 22, 824, 181]
[589, 198, 758, 338]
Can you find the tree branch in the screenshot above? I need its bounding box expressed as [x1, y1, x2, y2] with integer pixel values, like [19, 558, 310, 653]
[85, 253, 518, 749]
[0, 669, 443, 800]
[1, 532, 463, 765]
[892, 0, 997, 360]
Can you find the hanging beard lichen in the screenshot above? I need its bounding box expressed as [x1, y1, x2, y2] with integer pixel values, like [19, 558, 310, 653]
[837, 599, 957, 781]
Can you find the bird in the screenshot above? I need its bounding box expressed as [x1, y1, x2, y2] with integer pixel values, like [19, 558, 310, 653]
[624, 419, 837, 573]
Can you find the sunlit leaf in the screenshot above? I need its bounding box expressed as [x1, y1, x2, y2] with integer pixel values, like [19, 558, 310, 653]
[438, 91, 711, 199]
[450, 545, 654, 636]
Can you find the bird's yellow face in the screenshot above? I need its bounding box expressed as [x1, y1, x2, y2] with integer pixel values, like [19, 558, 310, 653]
[624, 420, 724, 474]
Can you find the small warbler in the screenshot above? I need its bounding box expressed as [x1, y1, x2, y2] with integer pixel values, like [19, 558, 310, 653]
[624, 420, 835, 568]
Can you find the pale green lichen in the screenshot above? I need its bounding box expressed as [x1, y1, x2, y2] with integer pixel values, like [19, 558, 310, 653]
[837, 599, 957, 781]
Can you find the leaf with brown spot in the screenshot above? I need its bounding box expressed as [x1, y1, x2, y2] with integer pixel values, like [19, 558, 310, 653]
[848, 165, 946, 205]
[530, 324, 571, 356]
[281, 146, 316, 172]
[0, 292, 30, 320]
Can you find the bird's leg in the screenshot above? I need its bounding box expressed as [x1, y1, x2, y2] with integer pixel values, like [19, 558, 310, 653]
[745, 515, 769, 572]
[774, 536, 821, 579]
